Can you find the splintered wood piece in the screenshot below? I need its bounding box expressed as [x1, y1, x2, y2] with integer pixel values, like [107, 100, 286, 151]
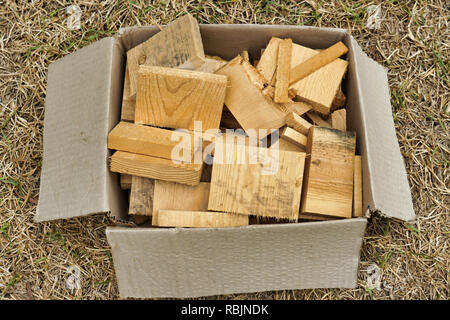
[274, 39, 292, 103]
[196, 55, 227, 73]
[331, 109, 347, 131]
[332, 86, 346, 108]
[256, 37, 281, 83]
[280, 127, 307, 149]
[120, 174, 132, 190]
[129, 176, 154, 216]
[269, 136, 303, 152]
[152, 181, 210, 225]
[289, 41, 348, 85]
[121, 63, 136, 122]
[110, 151, 203, 186]
[240, 50, 250, 61]
[208, 146, 306, 220]
[108, 122, 194, 161]
[283, 101, 313, 116]
[289, 44, 348, 115]
[216, 56, 286, 133]
[300, 127, 356, 219]
[154, 210, 249, 228]
[353, 155, 363, 217]
[135, 66, 227, 131]
[126, 14, 205, 97]
[306, 111, 331, 128]
[285, 112, 313, 135]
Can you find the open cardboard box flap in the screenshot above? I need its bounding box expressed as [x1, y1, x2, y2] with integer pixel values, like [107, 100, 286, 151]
[35, 25, 415, 297]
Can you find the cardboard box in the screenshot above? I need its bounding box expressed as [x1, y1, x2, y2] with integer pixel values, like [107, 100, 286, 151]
[36, 24, 415, 298]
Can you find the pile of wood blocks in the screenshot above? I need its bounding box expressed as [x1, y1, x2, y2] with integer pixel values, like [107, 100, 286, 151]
[108, 14, 363, 227]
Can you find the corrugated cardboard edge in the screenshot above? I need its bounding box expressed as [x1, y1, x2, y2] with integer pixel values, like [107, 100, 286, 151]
[106, 218, 367, 298]
[348, 37, 415, 222]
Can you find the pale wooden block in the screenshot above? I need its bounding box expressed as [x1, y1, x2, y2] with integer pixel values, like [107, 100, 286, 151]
[154, 210, 249, 228]
[108, 122, 194, 161]
[289, 41, 348, 84]
[129, 176, 154, 216]
[196, 55, 227, 73]
[208, 146, 306, 220]
[152, 181, 210, 225]
[269, 137, 304, 152]
[120, 174, 132, 190]
[256, 37, 281, 84]
[126, 14, 205, 97]
[274, 39, 292, 103]
[331, 109, 347, 131]
[306, 111, 331, 128]
[289, 43, 348, 115]
[110, 151, 203, 186]
[285, 112, 312, 135]
[353, 155, 363, 218]
[216, 56, 286, 133]
[135, 66, 227, 131]
[300, 127, 356, 219]
[280, 127, 307, 149]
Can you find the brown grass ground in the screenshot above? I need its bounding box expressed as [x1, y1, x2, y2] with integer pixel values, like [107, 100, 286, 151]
[0, 0, 448, 300]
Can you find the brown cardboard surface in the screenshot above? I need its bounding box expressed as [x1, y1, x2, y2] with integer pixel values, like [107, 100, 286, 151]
[106, 218, 366, 298]
[36, 37, 127, 222]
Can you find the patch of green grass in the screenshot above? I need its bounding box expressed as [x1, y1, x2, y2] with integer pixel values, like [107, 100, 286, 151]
[405, 223, 420, 239]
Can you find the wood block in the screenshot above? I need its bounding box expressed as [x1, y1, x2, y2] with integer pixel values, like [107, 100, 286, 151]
[120, 174, 132, 190]
[154, 210, 249, 228]
[256, 37, 281, 84]
[129, 176, 154, 216]
[332, 86, 346, 108]
[126, 14, 205, 97]
[135, 66, 227, 131]
[216, 56, 286, 132]
[285, 112, 312, 135]
[196, 55, 227, 73]
[152, 181, 210, 225]
[110, 151, 203, 186]
[289, 41, 348, 84]
[280, 127, 307, 149]
[283, 101, 313, 116]
[353, 155, 363, 217]
[300, 127, 356, 218]
[108, 122, 194, 161]
[306, 111, 331, 128]
[121, 63, 136, 122]
[331, 109, 347, 131]
[208, 146, 306, 220]
[269, 136, 303, 152]
[289, 43, 348, 115]
[274, 39, 292, 103]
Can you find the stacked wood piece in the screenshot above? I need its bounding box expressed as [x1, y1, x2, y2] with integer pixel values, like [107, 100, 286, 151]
[107, 14, 364, 229]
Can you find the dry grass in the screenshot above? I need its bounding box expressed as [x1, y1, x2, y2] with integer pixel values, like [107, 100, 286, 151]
[0, 0, 448, 300]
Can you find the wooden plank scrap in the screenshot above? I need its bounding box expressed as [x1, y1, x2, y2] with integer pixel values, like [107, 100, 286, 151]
[126, 14, 205, 97]
[108, 121, 194, 161]
[152, 181, 210, 225]
[154, 210, 249, 228]
[289, 41, 348, 85]
[208, 145, 306, 220]
[300, 127, 356, 219]
[135, 66, 227, 131]
[110, 151, 203, 186]
[256, 37, 281, 84]
[285, 112, 313, 135]
[280, 127, 307, 150]
[274, 39, 292, 103]
[129, 176, 154, 216]
[331, 109, 347, 131]
[306, 111, 331, 128]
